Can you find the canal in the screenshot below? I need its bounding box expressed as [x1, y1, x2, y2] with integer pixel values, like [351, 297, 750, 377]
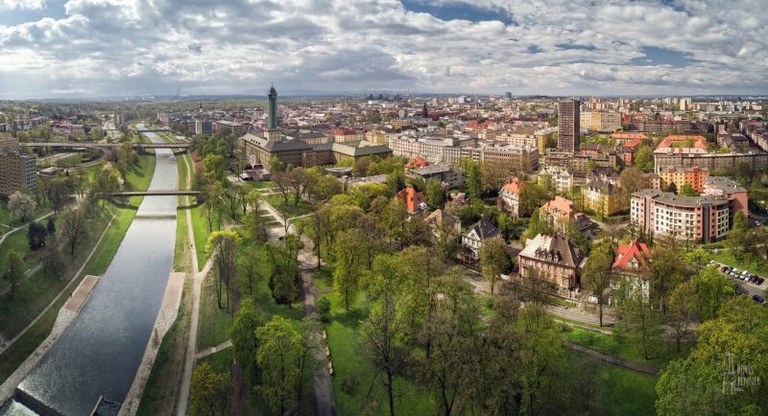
[7, 127, 179, 415]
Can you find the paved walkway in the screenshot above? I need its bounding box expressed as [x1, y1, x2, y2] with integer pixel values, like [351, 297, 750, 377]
[0, 211, 54, 246]
[568, 343, 659, 375]
[176, 152, 204, 416]
[262, 201, 337, 416]
[196, 340, 233, 360]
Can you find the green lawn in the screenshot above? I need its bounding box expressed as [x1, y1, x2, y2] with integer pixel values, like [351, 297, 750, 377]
[189, 204, 211, 270]
[569, 328, 692, 368]
[263, 194, 313, 219]
[247, 180, 274, 190]
[582, 355, 658, 416]
[321, 290, 437, 415]
[710, 250, 768, 278]
[197, 268, 233, 351]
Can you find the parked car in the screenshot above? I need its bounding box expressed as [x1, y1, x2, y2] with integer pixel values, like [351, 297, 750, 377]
[757, 277, 765, 285]
[720, 266, 729, 273]
[753, 295, 765, 304]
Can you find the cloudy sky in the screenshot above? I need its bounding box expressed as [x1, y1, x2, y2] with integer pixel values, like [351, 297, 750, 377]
[0, 0, 766, 99]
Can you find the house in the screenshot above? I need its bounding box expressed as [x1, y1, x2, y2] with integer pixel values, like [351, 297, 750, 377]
[425, 209, 461, 242]
[583, 179, 624, 217]
[461, 218, 499, 260]
[539, 165, 574, 193]
[498, 177, 522, 218]
[518, 234, 586, 290]
[540, 196, 592, 233]
[396, 186, 427, 214]
[406, 162, 465, 189]
[612, 239, 653, 301]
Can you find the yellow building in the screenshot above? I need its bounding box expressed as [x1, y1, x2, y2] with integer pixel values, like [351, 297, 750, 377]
[583, 179, 623, 216]
[657, 166, 709, 192]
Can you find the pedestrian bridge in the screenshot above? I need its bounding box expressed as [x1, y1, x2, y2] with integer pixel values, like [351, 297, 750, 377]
[22, 142, 191, 150]
[107, 190, 201, 197]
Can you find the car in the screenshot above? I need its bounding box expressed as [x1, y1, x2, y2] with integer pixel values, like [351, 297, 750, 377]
[749, 275, 758, 283]
[752, 295, 765, 304]
[720, 266, 728, 273]
[757, 277, 765, 285]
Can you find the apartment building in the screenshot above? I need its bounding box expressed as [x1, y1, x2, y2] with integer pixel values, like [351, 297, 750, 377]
[657, 166, 709, 192]
[557, 99, 580, 152]
[538, 165, 575, 193]
[0, 137, 37, 197]
[518, 234, 586, 290]
[653, 134, 768, 174]
[630, 189, 730, 243]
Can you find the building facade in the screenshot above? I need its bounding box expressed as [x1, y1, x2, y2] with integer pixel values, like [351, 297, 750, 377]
[557, 99, 581, 152]
[518, 234, 586, 290]
[0, 138, 37, 197]
[630, 189, 730, 243]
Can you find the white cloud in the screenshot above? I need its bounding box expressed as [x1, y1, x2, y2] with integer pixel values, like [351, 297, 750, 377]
[0, 0, 45, 10]
[0, 0, 766, 98]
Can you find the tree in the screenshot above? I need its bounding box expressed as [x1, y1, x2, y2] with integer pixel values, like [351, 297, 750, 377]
[656, 297, 768, 415]
[202, 154, 227, 184]
[582, 241, 615, 326]
[256, 316, 306, 414]
[59, 206, 89, 256]
[8, 191, 37, 223]
[479, 236, 509, 294]
[46, 217, 56, 234]
[666, 280, 697, 352]
[203, 182, 225, 233]
[231, 298, 265, 382]
[618, 166, 649, 194]
[244, 190, 267, 242]
[417, 274, 481, 416]
[360, 290, 410, 416]
[3, 252, 24, 298]
[620, 287, 662, 361]
[206, 230, 239, 311]
[272, 171, 292, 207]
[515, 304, 569, 416]
[690, 266, 735, 321]
[679, 183, 698, 196]
[190, 362, 231, 416]
[266, 236, 301, 307]
[424, 178, 445, 208]
[634, 145, 654, 172]
[27, 222, 47, 250]
[463, 159, 482, 200]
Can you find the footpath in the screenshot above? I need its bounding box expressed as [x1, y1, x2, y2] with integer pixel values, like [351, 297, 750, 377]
[261, 201, 338, 416]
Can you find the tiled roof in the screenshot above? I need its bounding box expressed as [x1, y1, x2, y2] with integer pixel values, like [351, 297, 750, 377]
[519, 234, 584, 268]
[466, 218, 499, 239]
[613, 239, 652, 271]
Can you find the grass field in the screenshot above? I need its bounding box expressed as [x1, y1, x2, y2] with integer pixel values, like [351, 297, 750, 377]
[574, 353, 658, 416]
[710, 250, 768, 278]
[321, 289, 437, 415]
[189, 204, 211, 270]
[569, 327, 692, 368]
[263, 194, 313, 219]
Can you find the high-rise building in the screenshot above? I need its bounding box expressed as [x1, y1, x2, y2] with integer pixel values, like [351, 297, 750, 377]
[0, 137, 36, 197]
[558, 99, 580, 152]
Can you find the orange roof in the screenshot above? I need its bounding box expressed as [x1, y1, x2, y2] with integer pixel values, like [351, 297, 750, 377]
[611, 133, 648, 140]
[396, 186, 425, 214]
[656, 135, 708, 150]
[542, 196, 575, 217]
[406, 157, 429, 169]
[500, 177, 522, 196]
[613, 240, 652, 271]
[624, 139, 643, 149]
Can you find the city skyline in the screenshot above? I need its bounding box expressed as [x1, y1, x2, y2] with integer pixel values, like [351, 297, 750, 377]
[1, 0, 767, 99]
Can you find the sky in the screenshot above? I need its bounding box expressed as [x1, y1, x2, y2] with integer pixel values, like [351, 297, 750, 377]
[0, 0, 766, 99]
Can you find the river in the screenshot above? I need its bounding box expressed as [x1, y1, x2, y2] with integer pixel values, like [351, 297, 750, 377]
[4, 127, 179, 415]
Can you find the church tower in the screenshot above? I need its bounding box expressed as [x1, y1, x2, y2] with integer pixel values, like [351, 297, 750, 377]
[265, 85, 280, 141]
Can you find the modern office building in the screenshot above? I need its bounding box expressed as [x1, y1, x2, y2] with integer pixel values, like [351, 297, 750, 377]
[557, 99, 581, 153]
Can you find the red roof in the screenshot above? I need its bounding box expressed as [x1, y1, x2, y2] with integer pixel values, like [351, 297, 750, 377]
[611, 132, 648, 140]
[624, 139, 642, 149]
[500, 177, 522, 196]
[656, 135, 708, 150]
[613, 240, 652, 271]
[396, 186, 425, 214]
